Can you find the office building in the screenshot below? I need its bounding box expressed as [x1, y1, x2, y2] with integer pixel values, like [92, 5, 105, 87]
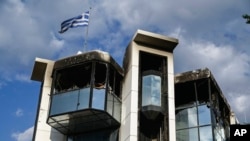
[31, 29, 236, 141]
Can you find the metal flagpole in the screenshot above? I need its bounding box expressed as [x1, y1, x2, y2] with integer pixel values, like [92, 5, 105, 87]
[83, 7, 91, 52]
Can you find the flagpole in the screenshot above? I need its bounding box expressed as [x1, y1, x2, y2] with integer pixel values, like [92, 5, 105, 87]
[83, 7, 91, 52]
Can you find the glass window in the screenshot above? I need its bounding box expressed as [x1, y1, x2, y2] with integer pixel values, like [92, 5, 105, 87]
[198, 105, 211, 125]
[91, 62, 107, 110]
[50, 90, 78, 115]
[108, 66, 122, 98]
[54, 63, 92, 93]
[92, 89, 105, 110]
[199, 126, 213, 141]
[176, 107, 198, 129]
[142, 75, 161, 106]
[106, 92, 113, 116]
[94, 62, 107, 89]
[176, 128, 199, 141]
[113, 97, 121, 122]
[221, 125, 226, 139]
[78, 88, 90, 110]
[106, 91, 121, 122]
[214, 128, 222, 141]
[175, 83, 197, 108]
[214, 123, 226, 141]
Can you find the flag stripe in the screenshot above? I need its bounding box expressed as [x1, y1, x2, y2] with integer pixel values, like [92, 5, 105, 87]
[59, 11, 89, 33]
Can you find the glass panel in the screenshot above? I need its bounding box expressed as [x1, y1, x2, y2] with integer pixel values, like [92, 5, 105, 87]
[92, 88, 105, 110]
[214, 123, 226, 141]
[142, 75, 151, 106]
[176, 128, 198, 141]
[142, 75, 161, 106]
[50, 90, 78, 115]
[220, 126, 225, 140]
[78, 88, 90, 110]
[58, 120, 69, 127]
[113, 97, 121, 122]
[214, 128, 222, 141]
[52, 114, 70, 121]
[199, 126, 213, 141]
[106, 92, 113, 116]
[176, 107, 198, 129]
[198, 105, 211, 125]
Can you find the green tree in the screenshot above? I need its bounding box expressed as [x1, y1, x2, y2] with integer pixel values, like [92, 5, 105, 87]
[243, 14, 250, 24]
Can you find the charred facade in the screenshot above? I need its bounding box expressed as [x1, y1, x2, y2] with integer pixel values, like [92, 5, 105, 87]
[31, 30, 236, 141]
[49, 51, 123, 140]
[175, 68, 232, 141]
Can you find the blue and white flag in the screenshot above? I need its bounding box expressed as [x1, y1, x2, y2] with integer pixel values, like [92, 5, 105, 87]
[59, 11, 89, 33]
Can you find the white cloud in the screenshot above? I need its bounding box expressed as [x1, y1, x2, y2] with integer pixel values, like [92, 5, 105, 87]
[15, 108, 24, 117]
[49, 32, 64, 49]
[15, 74, 31, 83]
[0, 0, 248, 80]
[0, 0, 70, 80]
[231, 94, 249, 113]
[229, 93, 250, 123]
[11, 126, 34, 141]
[0, 0, 249, 125]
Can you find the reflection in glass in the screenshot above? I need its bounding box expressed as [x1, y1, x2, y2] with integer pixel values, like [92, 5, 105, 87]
[50, 88, 92, 116]
[142, 75, 161, 106]
[50, 90, 78, 115]
[214, 128, 222, 141]
[92, 89, 105, 110]
[176, 107, 198, 129]
[106, 92, 113, 116]
[113, 98, 121, 122]
[78, 88, 90, 110]
[198, 105, 211, 125]
[106, 92, 121, 122]
[220, 126, 225, 139]
[176, 128, 198, 141]
[199, 126, 213, 141]
[214, 124, 226, 141]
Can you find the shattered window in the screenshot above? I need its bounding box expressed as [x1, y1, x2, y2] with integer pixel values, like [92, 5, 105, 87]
[54, 63, 92, 93]
[92, 62, 107, 110]
[94, 62, 107, 89]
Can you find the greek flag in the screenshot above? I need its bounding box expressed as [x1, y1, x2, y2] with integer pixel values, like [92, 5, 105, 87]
[59, 11, 89, 33]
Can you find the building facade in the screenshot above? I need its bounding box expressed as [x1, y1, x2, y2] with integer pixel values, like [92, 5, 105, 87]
[175, 68, 236, 141]
[31, 30, 236, 141]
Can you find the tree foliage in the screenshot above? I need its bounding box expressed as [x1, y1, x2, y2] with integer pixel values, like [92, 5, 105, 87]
[243, 14, 250, 24]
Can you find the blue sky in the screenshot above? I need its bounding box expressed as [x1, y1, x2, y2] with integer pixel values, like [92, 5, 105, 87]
[0, 0, 250, 140]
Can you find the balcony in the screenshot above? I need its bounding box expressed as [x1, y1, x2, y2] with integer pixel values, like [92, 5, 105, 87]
[48, 87, 121, 135]
[47, 51, 123, 135]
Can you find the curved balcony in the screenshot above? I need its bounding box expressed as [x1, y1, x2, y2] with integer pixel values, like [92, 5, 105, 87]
[48, 87, 121, 135]
[47, 51, 123, 135]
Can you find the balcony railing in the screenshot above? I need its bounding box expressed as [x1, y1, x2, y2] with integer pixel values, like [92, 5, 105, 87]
[48, 87, 121, 134]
